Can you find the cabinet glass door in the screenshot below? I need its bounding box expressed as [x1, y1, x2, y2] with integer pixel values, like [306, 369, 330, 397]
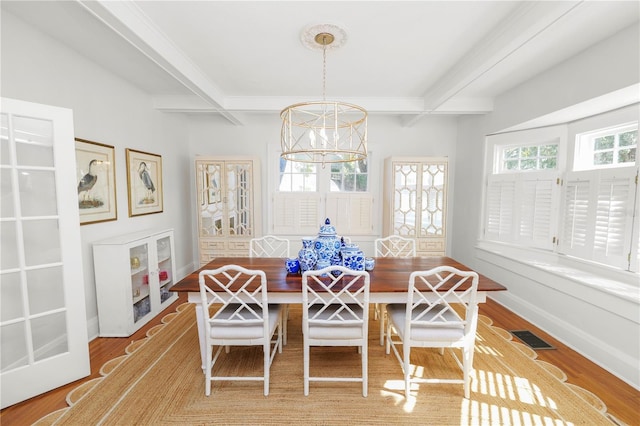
[156, 235, 173, 303]
[225, 162, 254, 237]
[198, 162, 223, 236]
[129, 243, 150, 323]
[420, 163, 446, 237]
[392, 163, 418, 236]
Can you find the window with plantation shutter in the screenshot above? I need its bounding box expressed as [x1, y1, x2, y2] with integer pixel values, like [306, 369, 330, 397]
[559, 168, 638, 269]
[484, 172, 558, 249]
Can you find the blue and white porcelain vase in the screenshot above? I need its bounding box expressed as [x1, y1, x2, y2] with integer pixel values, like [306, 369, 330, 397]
[341, 243, 365, 271]
[314, 218, 341, 263]
[298, 238, 318, 273]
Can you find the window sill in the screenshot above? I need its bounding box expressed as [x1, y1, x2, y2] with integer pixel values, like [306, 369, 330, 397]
[475, 241, 640, 305]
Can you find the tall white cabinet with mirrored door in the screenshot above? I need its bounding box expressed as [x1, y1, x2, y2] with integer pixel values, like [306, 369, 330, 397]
[383, 157, 448, 256]
[195, 157, 261, 265]
[93, 228, 177, 337]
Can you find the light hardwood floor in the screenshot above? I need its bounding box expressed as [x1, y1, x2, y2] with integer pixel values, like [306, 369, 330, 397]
[1, 295, 638, 425]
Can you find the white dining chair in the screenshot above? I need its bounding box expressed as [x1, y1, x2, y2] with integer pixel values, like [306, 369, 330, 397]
[385, 266, 479, 399]
[199, 265, 284, 396]
[302, 265, 370, 397]
[373, 235, 416, 345]
[249, 235, 290, 258]
[249, 235, 291, 344]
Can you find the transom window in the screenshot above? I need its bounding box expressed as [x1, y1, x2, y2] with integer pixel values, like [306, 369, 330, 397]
[499, 143, 558, 172]
[575, 123, 637, 170]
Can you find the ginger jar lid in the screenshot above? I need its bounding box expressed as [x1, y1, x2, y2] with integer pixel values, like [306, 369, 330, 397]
[318, 218, 337, 236]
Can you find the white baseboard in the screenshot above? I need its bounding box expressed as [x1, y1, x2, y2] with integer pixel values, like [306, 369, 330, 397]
[491, 291, 640, 391]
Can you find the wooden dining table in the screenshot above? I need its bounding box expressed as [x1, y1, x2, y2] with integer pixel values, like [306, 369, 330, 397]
[172, 256, 507, 368]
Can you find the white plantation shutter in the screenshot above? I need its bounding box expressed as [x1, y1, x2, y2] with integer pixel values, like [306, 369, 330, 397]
[272, 193, 321, 235]
[485, 173, 558, 249]
[326, 193, 374, 235]
[561, 177, 591, 257]
[518, 174, 558, 249]
[560, 167, 638, 269]
[485, 175, 516, 241]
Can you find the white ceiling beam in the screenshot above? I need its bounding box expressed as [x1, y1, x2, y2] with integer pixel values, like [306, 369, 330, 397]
[404, 1, 584, 127]
[155, 94, 491, 116]
[76, 0, 243, 125]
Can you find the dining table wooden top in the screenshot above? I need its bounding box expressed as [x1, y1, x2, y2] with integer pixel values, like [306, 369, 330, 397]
[171, 256, 507, 294]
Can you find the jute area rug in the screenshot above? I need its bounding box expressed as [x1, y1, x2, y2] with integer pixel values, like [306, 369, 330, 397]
[36, 303, 615, 425]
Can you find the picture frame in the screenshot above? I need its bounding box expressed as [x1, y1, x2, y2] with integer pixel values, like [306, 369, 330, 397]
[75, 138, 117, 225]
[125, 148, 163, 217]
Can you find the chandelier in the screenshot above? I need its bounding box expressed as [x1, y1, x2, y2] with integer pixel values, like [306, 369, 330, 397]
[280, 24, 368, 165]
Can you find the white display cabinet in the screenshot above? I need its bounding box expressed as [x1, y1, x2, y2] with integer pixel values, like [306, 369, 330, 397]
[93, 228, 177, 336]
[383, 157, 448, 256]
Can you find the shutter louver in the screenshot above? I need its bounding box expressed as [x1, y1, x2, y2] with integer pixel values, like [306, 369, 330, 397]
[593, 172, 634, 265]
[518, 175, 556, 249]
[485, 175, 515, 241]
[561, 177, 590, 252]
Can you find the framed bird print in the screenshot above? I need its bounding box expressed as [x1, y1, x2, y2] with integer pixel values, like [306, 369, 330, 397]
[125, 148, 163, 217]
[75, 138, 117, 225]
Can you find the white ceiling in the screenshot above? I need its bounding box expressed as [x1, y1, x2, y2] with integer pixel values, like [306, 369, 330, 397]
[3, 1, 639, 125]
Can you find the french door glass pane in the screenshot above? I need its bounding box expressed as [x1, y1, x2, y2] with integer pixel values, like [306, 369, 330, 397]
[27, 266, 65, 315]
[1, 272, 23, 321]
[31, 312, 68, 361]
[22, 219, 61, 266]
[1, 168, 14, 217]
[1, 323, 28, 372]
[18, 169, 58, 217]
[0, 222, 18, 270]
[15, 138, 54, 167]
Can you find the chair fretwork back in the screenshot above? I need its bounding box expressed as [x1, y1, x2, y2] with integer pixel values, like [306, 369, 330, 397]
[408, 266, 479, 333]
[249, 235, 290, 258]
[302, 266, 370, 326]
[375, 235, 416, 258]
[199, 265, 268, 327]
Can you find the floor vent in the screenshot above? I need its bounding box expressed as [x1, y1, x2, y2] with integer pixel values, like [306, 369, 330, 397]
[510, 330, 555, 350]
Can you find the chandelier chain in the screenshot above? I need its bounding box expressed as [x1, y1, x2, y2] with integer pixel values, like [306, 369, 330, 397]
[322, 40, 327, 101]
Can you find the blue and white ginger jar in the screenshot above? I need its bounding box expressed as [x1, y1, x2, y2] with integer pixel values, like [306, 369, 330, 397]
[341, 243, 365, 271]
[314, 218, 341, 263]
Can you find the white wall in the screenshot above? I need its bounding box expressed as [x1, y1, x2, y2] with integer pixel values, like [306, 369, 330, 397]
[1, 11, 194, 339]
[186, 113, 459, 257]
[453, 23, 640, 388]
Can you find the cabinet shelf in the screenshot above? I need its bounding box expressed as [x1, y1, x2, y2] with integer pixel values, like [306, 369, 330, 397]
[93, 229, 177, 337]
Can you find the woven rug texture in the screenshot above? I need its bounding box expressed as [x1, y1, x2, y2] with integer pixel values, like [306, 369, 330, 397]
[39, 303, 614, 425]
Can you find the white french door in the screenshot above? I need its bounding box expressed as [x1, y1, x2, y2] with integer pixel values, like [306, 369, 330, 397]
[0, 98, 90, 408]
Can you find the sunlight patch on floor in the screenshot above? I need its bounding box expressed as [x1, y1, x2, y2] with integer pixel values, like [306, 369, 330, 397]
[380, 380, 417, 412]
[461, 399, 574, 426]
[475, 369, 559, 410]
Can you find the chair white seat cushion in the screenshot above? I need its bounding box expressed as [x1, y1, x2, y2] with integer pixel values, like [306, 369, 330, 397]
[307, 305, 365, 340]
[386, 304, 465, 342]
[210, 304, 282, 339]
